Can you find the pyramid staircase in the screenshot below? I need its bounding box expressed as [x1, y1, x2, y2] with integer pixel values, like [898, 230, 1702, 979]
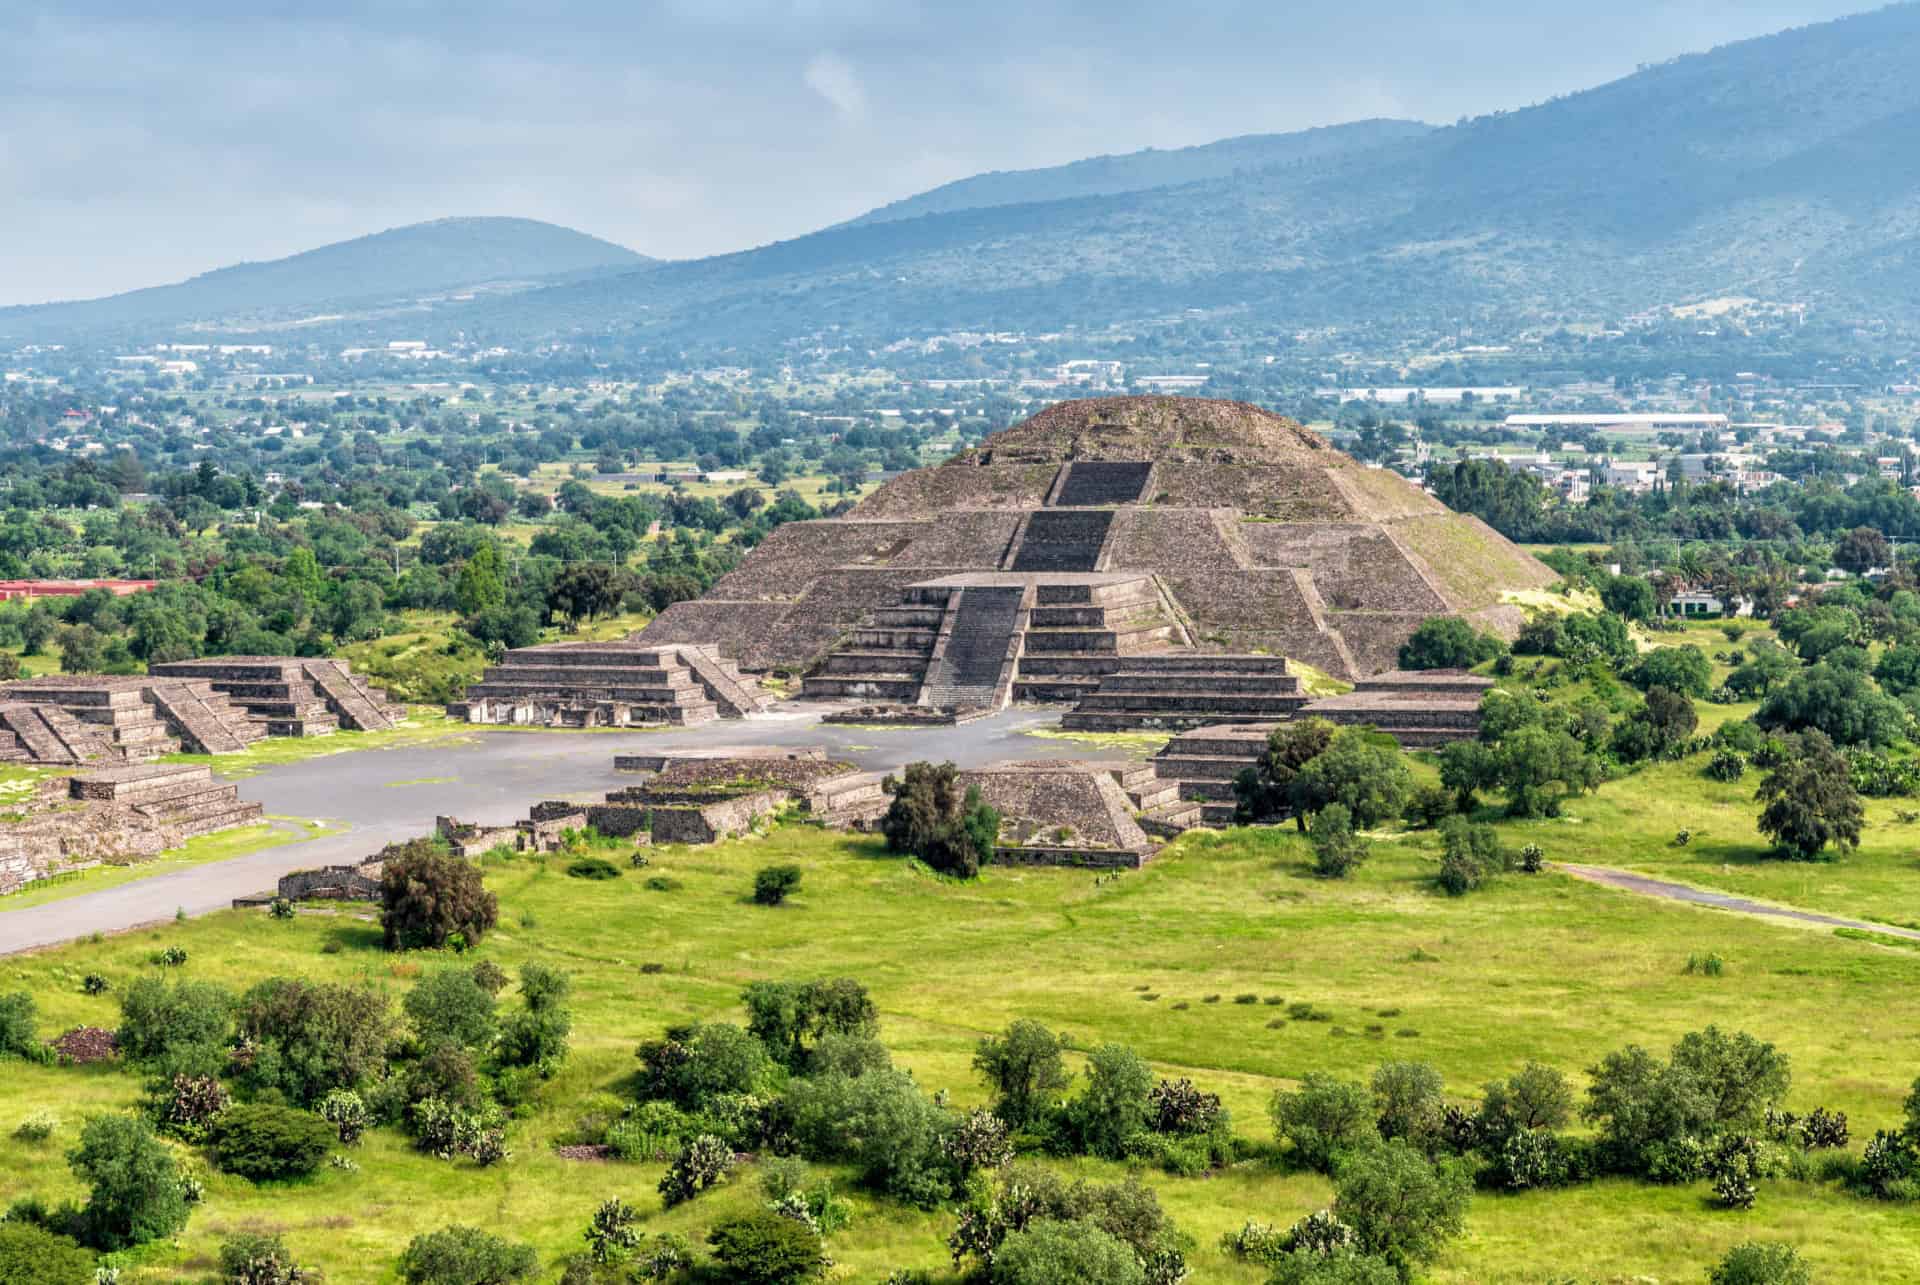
[0, 701, 120, 765]
[301, 660, 408, 731]
[1147, 724, 1278, 827]
[802, 573, 1186, 712]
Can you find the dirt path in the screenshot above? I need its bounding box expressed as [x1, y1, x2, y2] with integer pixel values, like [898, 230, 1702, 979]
[1557, 863, 1920, 943]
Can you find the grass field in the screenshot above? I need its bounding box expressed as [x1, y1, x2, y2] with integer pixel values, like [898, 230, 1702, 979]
[5, 804, 1919, 1282]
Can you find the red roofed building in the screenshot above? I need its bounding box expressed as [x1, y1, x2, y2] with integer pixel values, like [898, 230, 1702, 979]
[0, 579, 159, 602]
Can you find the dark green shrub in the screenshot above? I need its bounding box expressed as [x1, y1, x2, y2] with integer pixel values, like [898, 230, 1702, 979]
[565, 856, 622, 880]
[753, 865, 803, 906]
[1309, 804, 1368, 879]
[638, 1022, 774, 1107]
[1706, 749, 1748, 782]
[380, 840, 499, 950]
[212, 1104, 335, 1181]
[1370, 1061, 1444, 1152]
[1331, 1140, 1470, 1275]
[1068, 1043, 1153, 1160]
[1399, 617, 1503, 671]
[398, 1225, 538, 1285]
[1400, 785, 1454, 830]
[644, 875, 682, 892]
[0, 1222, 96, 1284]
[404, 966, 498, 1051]
[116, 977, 232, 1078]
[68, 1112, 190, 1250]
[82, 974, 110, 997]
[707, 1209, 827, 1284]
[0, 992, 40, 1061]
[234, 977, 393, 1106]
[972, 1019, 1071, 1129]
[584, 1197, 641, 1265]
[878, 761, 1000, 878]
[268, 897, 295, 920]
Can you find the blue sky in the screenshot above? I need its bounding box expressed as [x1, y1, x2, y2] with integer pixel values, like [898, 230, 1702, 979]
[0, 0, 1887, 305]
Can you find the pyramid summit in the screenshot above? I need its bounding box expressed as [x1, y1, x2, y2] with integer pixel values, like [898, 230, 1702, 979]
[636, 396, 1553, 686]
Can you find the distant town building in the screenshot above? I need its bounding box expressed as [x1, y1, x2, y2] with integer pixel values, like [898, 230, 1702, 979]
[1504, 413, 1729, 432]
[0, 578, 158, 602]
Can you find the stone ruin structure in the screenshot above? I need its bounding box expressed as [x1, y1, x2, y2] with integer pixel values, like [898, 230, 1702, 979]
[148, 657, 406, 736]
[0, 763, 262, 895]
[448, 642, 771, 728]
[632, 396, 1551, 727]
[0, 658, 405, 768]
[955, 759, 1162, 868]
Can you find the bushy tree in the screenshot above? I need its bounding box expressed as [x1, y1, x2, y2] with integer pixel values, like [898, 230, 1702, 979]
[1070, 1044, 1154, 1160]
[1756, 663, 1905, 747]
[879, 762, 1000, 878]
[990, 1220, 1146, 1285]
[1292, 730, 1413, 829]
[638, 1022, 775, 1107]
[219, 1230, 310, 1285]
[1310, 804, 1369, 878]
[398, 1226, 537, 1285]
[1495, 725, 1602, 816]
[1398, 617, 1502, 670]
[1726, 641, 1798, 699]
[1270, 1074, 1379, 1172]
[1599, 574, 1656, 623]
[234, 977, 393, 1106]
[1627, 646, 1713, 697]
[974, 1019, 1072, 1129]
[1436, 814, 1506, 895]
[380, 841, 498, 950]
[0, 991, 38, 1061]
[67, 1113, 190, 1250]
[404, 966, 498, 1051]
[1477, 1063, 1573, 1148]
[116, 977, 233, 1078]
[496, 963, 572, 1072]
[1234, 718, 1336, 824]
[786, 1068, 957, 1207]
[752, 865, 803, 906]
[1330, 1141, 1471, 1277]
[741, 976, 878, 1070]
[1436, 739, 1499, 810]
[1371, 1062, 1445, 1153]
[1754, 731, 1864, 860]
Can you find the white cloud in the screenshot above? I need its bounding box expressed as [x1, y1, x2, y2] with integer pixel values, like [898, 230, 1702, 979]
[803, 51, 866, 120]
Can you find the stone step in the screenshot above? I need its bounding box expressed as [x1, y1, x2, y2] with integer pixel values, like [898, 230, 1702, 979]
[1023, 625, 1177, 654]
[1011, 678, 1101, 702]
[261, 714, 339, 738]
[467, 680, 711, 704]
[168, 801, 267, 836]
[1113, 655, 1295, 675]
[676, 646, 773, 718]
[303, 661, 402, 731]
[132, 784, 250, 820]
[1094, 673, 1307, 695]
[143, 683, 252, 754]
[817, 651, 933, 678]
[1199, 802, 1240, 825]
[1073, 693, 1312, 715]
[481, 663, 697, 686]
[71, 763, 213, 802]
[1027, 599, 1162, 628]
[1151, 754, 1260, 782]
[799, 675, 924, 702]
[1140, 798, 1207, 832]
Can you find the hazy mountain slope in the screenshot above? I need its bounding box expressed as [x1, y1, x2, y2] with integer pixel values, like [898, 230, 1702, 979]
[841, 120, 1432, 227]
[479, 3, 1920, 345]
[0, 217, 649, 340]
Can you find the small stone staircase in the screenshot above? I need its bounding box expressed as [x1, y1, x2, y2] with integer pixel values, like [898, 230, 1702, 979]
[302, 661, 406, 731]
[1148, 724, 1279, 827]
[1052, 461, 1154, 507]
[0, 701, 118, 765]
[1060, 655, 1311, 732]
[921, 585, 1027, 709]
[1007, 510, 1115, 573]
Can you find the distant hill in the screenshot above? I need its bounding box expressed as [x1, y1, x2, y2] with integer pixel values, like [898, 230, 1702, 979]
[0, 217, 649, 341]
[840, 120, 1432, 227]
[467, 3, 1920, 346]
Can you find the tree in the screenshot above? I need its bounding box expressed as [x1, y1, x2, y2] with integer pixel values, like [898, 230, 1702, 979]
[1496, 725, 1602, 817]
[1331, 1141, 1471, 1277]
[1627, 646, 1713, 697]
[116, 977, 233, 1079]
[218, 1230, 309, 1285]
[234, 978, 393, 1106]
[1833, 525, 1890, 576]
[1234, 718, 1336, 823]
[741, 978, 878, 1071]
[67, 1113, 190, 1250]
[1874, 643, 1920, 696]
[1270, 1074, 1379, 1172]
[1310, 803, 1369, 878]
[1071, 1044, 1154, 1159]
[0, 991, 37, 1060]
[753, 865, 803, 906]
[453, 544, 507, 616]
[639, 1022, 775, 1108]
[1437, 739, 1499, 810]
[1667, 1026, 1792, 1133]
[398, 1226, 537, 1285]
[57, 623, 107, 674]
[1709, 1242, 1812, 1285]
[1292, 730, 1413, 829]
[1398, 617, 1502, 670]
[546, 563, 631, 628]
[990, 1220, 1146, 1285]
[380, 841, 499, 950]
[706, 1210, 827, 1284]
[1755, 731, 1864, 860]
[1756, 663, 1906, 747]
[497, 963, 573, 1072]
[404, 966, 498, 1051]
[1371, 1062, 1446, 1152]
[1600, 574, 1656, 622]
[1477, 1063, 1573, 1147]
[974, 1020, 1072, 1129]
[879, 762, 1000, 878]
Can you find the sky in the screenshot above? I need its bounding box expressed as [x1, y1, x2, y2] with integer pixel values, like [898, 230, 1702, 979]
[0, 0, 1887, 306]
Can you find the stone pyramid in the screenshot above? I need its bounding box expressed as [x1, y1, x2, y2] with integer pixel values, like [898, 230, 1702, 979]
[636, 396, 1553, 680]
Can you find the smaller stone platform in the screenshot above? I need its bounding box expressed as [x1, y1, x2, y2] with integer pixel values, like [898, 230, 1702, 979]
[1299, 670, 1490, 747]
[958, 759, 1162, 867]
[148, 657, 406, 736]
[0, 674, 268, 758]
[523, 751, 881, 845]
[450, 641, 767, 728]
[1058, 654, 1310, 732]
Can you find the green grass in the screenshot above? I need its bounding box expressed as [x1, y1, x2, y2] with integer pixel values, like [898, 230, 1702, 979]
[1017, 727, 1171, 756]
[0, 818, 336, 912]
[4, 815, 1919, 1282]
